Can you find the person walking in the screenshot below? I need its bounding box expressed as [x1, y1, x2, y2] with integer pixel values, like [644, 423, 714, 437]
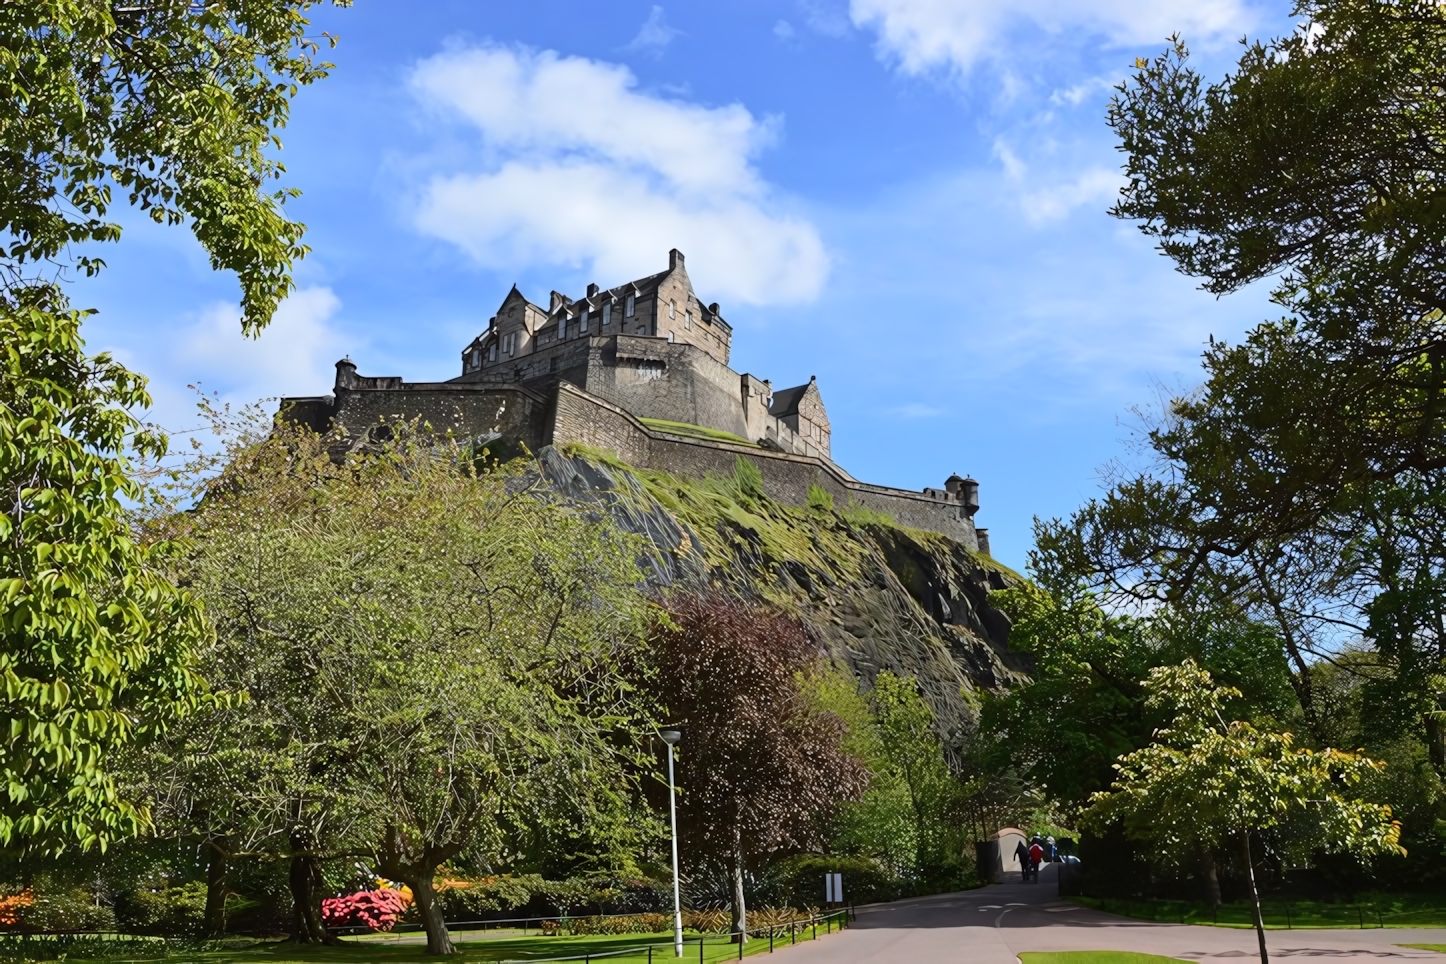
[1014, 839, 1032, 883]
[1028, 838, 1044, 883]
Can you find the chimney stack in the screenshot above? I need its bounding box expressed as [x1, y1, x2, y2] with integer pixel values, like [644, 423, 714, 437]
[669, 248, 685, 269]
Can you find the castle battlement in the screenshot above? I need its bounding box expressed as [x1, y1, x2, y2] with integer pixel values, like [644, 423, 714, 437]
[281, 251, 987, 551]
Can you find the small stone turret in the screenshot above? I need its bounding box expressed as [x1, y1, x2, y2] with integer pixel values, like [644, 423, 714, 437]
[959, 477, 980, 519]
[335, 356, 358, 390]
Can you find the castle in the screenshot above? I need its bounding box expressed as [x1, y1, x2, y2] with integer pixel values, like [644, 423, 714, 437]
[282, 250, 989, 552]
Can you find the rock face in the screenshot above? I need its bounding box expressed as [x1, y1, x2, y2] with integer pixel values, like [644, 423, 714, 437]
[536, 446, 1031, 748]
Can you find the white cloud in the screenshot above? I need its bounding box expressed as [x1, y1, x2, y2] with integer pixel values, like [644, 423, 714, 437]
[409, 44, 829, 305]
[774, 19, 796, 40]
[1021, 167, 1121, 221]
[850, 0, 1256, 77]
[624, 6, 682, 54]
[172, 287, 347, 404]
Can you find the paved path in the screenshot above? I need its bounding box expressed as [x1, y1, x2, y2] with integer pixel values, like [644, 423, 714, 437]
[774, 865, 1446, 964]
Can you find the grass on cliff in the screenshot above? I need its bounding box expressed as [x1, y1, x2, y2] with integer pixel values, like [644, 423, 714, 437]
[638, 417, 755, 446]
[557, 442, 1014, 602]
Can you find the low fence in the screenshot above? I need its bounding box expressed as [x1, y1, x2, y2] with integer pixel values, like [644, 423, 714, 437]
[493, 907, 855, 964]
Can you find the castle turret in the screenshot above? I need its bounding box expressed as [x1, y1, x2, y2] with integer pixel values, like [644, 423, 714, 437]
[335, 356, 358, 390]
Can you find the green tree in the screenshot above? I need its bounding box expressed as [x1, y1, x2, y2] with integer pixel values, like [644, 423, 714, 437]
[0, 302, 209, 855]
[2, 0, 346, 329]
[1084, 661, 1402, 964]
[865, 673, 972, 885]
[1109, 0, 1446, 524]
[155, 419, 658, 952]
[1, 0, 348, 854]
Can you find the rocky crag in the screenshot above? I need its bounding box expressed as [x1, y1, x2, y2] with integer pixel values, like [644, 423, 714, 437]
[535, 445, 1031, 748]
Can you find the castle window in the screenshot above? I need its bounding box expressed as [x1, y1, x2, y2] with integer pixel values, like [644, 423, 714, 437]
[603, 303, 611, 325]
[558, 316, 566, 340]
[625, 294, 635, 317]
[667, 330, 675, 343]
[549, 356, 559, 373]
[489, 342, 497, 362]
[685, 310, 692, 330]
[668, 299, 676, 320]
[579, 308, 588, 333]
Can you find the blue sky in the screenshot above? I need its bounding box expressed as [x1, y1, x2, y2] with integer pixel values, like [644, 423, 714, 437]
[90, 0, 1298, 573]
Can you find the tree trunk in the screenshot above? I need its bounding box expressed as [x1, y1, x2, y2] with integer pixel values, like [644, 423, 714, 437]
[1240, 830, 1268, 964]
[730, 826, 748, 943]
[1426, 713, 1446, 776]
[1198, 844, 1221, 909]
[410, 872, 455, 955]
[286, 829, 335, 945]
[204, 836, 229, 937]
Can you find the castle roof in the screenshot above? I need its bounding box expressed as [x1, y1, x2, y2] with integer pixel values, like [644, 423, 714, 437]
[769, 376, 817, 417]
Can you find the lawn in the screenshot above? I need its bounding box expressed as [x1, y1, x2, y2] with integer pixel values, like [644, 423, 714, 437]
[1020, 953, 1189, 964]
[0, 920, 849, 963]
[1399, 947, 1446, 954]
[1072, 895, 1446, 929]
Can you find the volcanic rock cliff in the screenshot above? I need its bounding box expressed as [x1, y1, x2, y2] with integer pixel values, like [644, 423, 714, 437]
[535, 445, 1031, 747]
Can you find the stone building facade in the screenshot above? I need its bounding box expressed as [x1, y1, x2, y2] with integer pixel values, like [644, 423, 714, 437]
[282, 250, 989, 550]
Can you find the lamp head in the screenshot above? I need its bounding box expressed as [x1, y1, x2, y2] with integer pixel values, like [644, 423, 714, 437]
[659, 729, 682, 746]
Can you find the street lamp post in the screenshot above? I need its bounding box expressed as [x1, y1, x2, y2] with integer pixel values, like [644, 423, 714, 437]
[660, 729, 684, 957]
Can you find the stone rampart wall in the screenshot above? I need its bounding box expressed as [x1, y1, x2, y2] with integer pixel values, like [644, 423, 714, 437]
[329, 384, 551, 451]
[550, 383, 978, 547]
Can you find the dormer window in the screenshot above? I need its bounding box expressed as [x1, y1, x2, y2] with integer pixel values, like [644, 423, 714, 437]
[625, 294, 635, 317]
[489, 342, 498, 362]
[668, 299, 676, 320]
[603, 303, 612, 325]
[579, 308, 588, 333]
[558, 316, 566, 340]
[685, 310, 692, 330]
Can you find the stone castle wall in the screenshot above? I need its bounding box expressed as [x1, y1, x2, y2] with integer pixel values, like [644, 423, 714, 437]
[548, 382, 979, 548]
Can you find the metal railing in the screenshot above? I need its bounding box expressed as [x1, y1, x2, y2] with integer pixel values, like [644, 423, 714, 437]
[491, 907, 854, 964]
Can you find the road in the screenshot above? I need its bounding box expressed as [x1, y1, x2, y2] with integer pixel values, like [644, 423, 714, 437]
[774, 864, 1446, 964]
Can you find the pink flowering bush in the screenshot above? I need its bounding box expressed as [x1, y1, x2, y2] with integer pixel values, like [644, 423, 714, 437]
[321, 887, 412, 932]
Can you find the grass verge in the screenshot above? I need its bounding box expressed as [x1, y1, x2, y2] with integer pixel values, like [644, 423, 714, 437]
[0, 919, 851, 963]
[1072, 895, 1446, 929]
[1020, 953, 1190, 964]
[1399, 947, 1446, 954]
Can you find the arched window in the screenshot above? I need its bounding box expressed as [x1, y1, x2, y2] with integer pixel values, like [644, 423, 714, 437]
[668, 299, 676, 320]
[685, 310, 692, 330]
[625, 294, 635, 317]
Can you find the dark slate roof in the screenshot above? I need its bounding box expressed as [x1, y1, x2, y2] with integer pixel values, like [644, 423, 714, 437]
[769, 383, 810, 417]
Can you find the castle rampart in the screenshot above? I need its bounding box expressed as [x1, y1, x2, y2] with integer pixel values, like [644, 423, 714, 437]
[280, 251, 987, 551]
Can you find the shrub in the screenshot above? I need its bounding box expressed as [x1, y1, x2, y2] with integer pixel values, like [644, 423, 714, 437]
[321, 889, 411, 932]
[113, 881, 204, 935]
[806, 484, 833, 512]
[435, 875, 544, 919]
[768, 855, 899, 906]
[15, 886, 117, 933]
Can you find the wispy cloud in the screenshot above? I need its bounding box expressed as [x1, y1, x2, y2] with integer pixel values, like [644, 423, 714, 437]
[408, 43, 829, 305]
[624, 6, 682, 54]
[891, 403, 944, 418]
[850, 0, 1258, 79]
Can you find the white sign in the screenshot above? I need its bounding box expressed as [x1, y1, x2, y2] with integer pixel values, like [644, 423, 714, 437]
[824, 872, 844, 903]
